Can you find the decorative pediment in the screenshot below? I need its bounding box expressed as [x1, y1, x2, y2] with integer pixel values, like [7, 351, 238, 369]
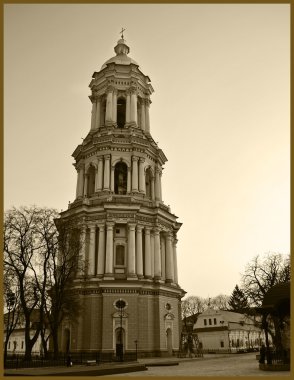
[112, 311, 129, 318]
[164, 312, 175, 320]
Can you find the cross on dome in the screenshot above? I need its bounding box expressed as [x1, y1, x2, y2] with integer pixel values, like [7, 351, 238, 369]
[120, 27, 126, 39]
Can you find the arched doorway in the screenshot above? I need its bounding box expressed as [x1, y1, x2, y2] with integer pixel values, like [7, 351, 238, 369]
[166, 328, 173, 356]
[117, 97, 126, 128]
[114, 162, 128, 194]
[115, 327, 125, 359]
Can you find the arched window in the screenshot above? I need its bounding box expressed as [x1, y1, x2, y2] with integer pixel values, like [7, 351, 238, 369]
[137, 100, 141, 128]
[115, 245, 125, 266]
[114, 162, 128, 194]
[101, 99, 106, 126]
[87, 165, 96, 196]
[145, 167, 152, 198]
[117, 97, 126, 128]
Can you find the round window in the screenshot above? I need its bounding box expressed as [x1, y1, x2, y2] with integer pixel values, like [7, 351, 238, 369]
[115, 299, 126, 310]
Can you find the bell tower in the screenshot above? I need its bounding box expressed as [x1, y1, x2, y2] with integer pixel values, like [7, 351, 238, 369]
[58, 35, 185, 358]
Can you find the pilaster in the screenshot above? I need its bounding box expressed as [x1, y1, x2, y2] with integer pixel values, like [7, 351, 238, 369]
[144, 227, 152, 279]
[153, 227, 161, 280]
[97, 223, 105, 278]
[127, 223, 137, 279]
[165, 231, 174, 283]
[136, 225, 144, 278]
[131, 156, 139, 192]
[104, 222, 114, 278]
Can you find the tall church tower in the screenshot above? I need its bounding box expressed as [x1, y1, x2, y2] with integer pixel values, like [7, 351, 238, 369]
[59, 35, 185, 357]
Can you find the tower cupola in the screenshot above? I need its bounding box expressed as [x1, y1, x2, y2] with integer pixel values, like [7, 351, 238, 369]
[101, 38, 138, 69]
[114, 38, 130, 55]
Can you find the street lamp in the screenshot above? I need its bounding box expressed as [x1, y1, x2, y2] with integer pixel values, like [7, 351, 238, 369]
[134, 340, 138, 361]
[115, 299, 126, 362]
[4, 292, 16, 365]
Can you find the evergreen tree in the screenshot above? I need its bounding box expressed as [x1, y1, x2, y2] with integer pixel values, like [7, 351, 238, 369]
[228, 285, 249, 312]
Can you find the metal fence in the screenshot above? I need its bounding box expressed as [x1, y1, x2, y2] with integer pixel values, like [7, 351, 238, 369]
[4, 351, 137, 369]
[259, 349, 290, 365]
[201, 348, 259, 354]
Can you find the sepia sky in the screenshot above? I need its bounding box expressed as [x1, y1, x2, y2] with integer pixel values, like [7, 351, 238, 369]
[4, 4, 290, 298]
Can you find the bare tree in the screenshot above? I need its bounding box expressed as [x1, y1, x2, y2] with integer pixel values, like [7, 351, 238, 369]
[4, 206, 83, 361]
[181, 296, 206, 325]
[4, 206, 43, 360]
[3, 270, 20, 364]
[45, 218, 83, 358]
[209, 294, 230, 310]
[241, 252, 290, 307]
[241, 252, 290, 350]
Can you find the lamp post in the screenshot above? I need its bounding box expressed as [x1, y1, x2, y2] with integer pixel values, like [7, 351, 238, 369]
[134, 340, 138, 361]
[4, 292, 16, 365]
[115, 299, 126, 362]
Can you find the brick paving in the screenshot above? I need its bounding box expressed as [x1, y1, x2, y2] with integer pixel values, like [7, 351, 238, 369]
[117, 353, 291, 377]
[4, 353, 291, 377]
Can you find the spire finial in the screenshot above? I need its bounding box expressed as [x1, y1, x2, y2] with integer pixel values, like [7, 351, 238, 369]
[120, 27, 126, 39]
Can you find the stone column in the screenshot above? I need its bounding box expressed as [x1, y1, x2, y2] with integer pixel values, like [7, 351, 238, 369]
[97, 157, 103, 191]
[90, 99, 97, 131]
[160, 234, 166, 280]
[153, 228, 161, 279]
[127, 166, 131, 193]
[145, 99, 150, 133]
[97, 224, 105, 277]
[110, 166, 115, 192]
[144, 227, 152, 278]
[112, 90, 117, 123]
[83, 172, 89, 197]
[173, 237, 178, 284]
[165, 231, 174, 283]
[105, 222, 114, 276]
[150, 232, 155, 278]
[126, 91, 131, 123]
[105, 88, 113, 123]
[141, 101, 146, 131]
[78, 226, 87, 276]
[130, 88, 137, 124]
[103, 155, 110, 190]
[136, 225, 143, 278]
[132, 156, 139, 192]
[95, 96, 101, 129]
[155, 166, 161, 201]
[88, 226, 96, 276]
[139, 158, 145, 193]
[128, 224, 136, 277]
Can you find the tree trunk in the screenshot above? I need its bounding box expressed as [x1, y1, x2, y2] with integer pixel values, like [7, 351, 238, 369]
[52, 329, 59, 359]
[40, 328, 49, 358]
[24, 318, 40, 361]
[4, 339, 9, 367]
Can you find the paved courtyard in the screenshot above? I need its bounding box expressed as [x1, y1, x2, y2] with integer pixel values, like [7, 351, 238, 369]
[112, 353, 291, 377]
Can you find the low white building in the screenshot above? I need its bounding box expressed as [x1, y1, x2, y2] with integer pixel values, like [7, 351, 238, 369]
[4, 311, 49, 356]
[194, 308, 267, 352]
